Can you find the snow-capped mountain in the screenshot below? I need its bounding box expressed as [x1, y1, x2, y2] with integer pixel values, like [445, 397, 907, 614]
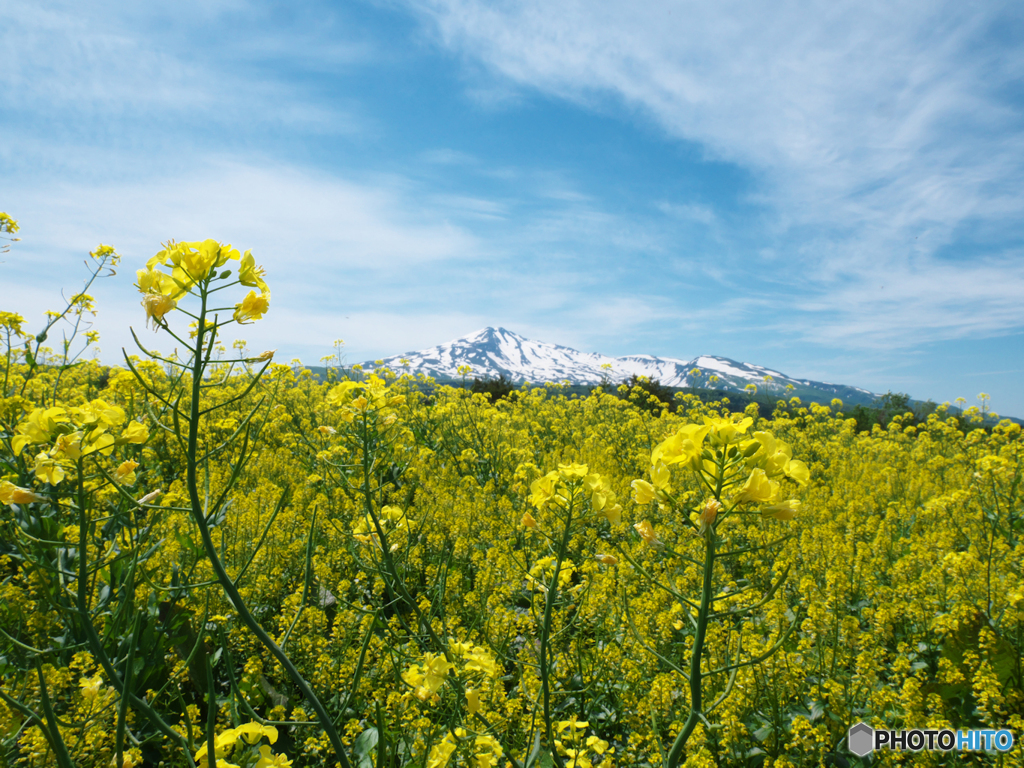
[360, 327, 879, 404]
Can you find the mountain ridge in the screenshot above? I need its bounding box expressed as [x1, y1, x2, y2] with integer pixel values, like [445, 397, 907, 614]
[359, 326, 880, 406]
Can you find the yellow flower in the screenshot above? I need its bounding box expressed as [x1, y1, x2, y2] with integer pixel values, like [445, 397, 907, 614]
[762, 498, 801, 520]
[121, 421, 149, 444]
[464, 648, 497, 677]
[12, 407, 68, 455]
[233, 291, 270, 324]
[50, 431, 83, 460]
[785, 459, 810, 486]
[529, 473, 558, 509]
[466, 689, 481, 714]
[79, 674, 103, 701]
[111, 751, 140, 768]
[234, 722, 278, 745]
[254, 746, 291, 768]
[602, 502, 622, 525]
[135, 268, 177, 297]
[404, 653, 454, 700]
[326, 381, 363, 405]
[0, 310, 27, 336]
[521, 511, 538, 529]
[554, 717, 590, 733]
[558, 462, 589, 480]
[114, 460, 139, 486]
[150, 239, 240, 285]
[472, 733, 503, 768]
[195, 728, 242, 768]
[142, 293, 176, 330]
[594, 553, 618, 566]
[652, 423, 711, 469]
[631, 479, 656, 505]
[704, 414, 754, 445]
[238, 250, 270, 295]
[32, 452, 65, 485]
[733, 468, 777, 504]
[651, 461, 671, 492]
[74, 399, 124, 428]
[0, 212, 19, 234]
[0, 482, 46, 506]
[426, 734, 457, 768]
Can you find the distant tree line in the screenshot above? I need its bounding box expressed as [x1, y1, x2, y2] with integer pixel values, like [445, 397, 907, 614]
[464, 376, 1007, 433]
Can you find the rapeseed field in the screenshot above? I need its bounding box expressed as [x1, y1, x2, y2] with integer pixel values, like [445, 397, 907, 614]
[1, 235, 1021, 767]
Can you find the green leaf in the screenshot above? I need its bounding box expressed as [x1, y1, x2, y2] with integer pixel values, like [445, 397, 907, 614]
[353, 727, 378, 768]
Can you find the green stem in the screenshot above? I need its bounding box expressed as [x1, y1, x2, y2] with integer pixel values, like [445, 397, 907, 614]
[74, 459, 197, 767]
[539, 500, 574, 768]
[666, 450, 726, 768]
[34, 666, 76, 768]
[666, 531, 716, 768]
[184, 289, 352, 768]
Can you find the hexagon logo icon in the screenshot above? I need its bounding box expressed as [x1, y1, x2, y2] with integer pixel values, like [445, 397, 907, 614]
[848, 722, 874, 757]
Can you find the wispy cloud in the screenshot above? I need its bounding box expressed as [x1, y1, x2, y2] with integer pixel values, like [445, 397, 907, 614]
[10, 159, 479, 273]
[400, 0, 1024, 347]
[0, 0, 368, 171]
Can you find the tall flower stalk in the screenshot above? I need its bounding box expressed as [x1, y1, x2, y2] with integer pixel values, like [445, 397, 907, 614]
[129, 239, 352, 768]
[627, 414, 808, 766]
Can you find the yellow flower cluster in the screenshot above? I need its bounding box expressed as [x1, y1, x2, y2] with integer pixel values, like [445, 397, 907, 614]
[7, 401, 148, 488]
[425, 727, 503, 768]
[136, 239, 270, 327]
[195, 722, 289, 768]
[554, 717, 612, 768]
[631, 415, 808, 538]
[528, 462, 622, 524]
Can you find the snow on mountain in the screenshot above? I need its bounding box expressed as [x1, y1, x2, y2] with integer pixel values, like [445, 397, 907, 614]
[359, 327, 880, 403]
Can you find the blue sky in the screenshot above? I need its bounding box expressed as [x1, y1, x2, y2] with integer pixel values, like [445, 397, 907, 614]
[3, 0, 1024, 416]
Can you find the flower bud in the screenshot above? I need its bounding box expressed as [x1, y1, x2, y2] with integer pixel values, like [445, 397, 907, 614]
[699, 498, 722, 534]
[633, 520, 662, 549]
[137, 489, 162, 505]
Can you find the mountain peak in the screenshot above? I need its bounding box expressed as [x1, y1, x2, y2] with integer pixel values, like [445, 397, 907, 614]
[466, 325, 516, 337]
[359, 329, 881, 405]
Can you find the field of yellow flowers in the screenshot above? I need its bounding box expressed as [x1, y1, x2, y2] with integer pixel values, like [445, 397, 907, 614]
[1, 234, 1022, 768]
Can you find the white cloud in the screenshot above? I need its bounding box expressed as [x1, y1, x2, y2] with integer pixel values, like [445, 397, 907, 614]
[791, 255, 1024, 348]
[401, 0, 1024, 347]
[10, 159, 479, 272]
[0, 0, 366, 151]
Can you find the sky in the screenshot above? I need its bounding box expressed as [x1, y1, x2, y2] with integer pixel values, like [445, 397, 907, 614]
[3, 0, 1024, 416]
